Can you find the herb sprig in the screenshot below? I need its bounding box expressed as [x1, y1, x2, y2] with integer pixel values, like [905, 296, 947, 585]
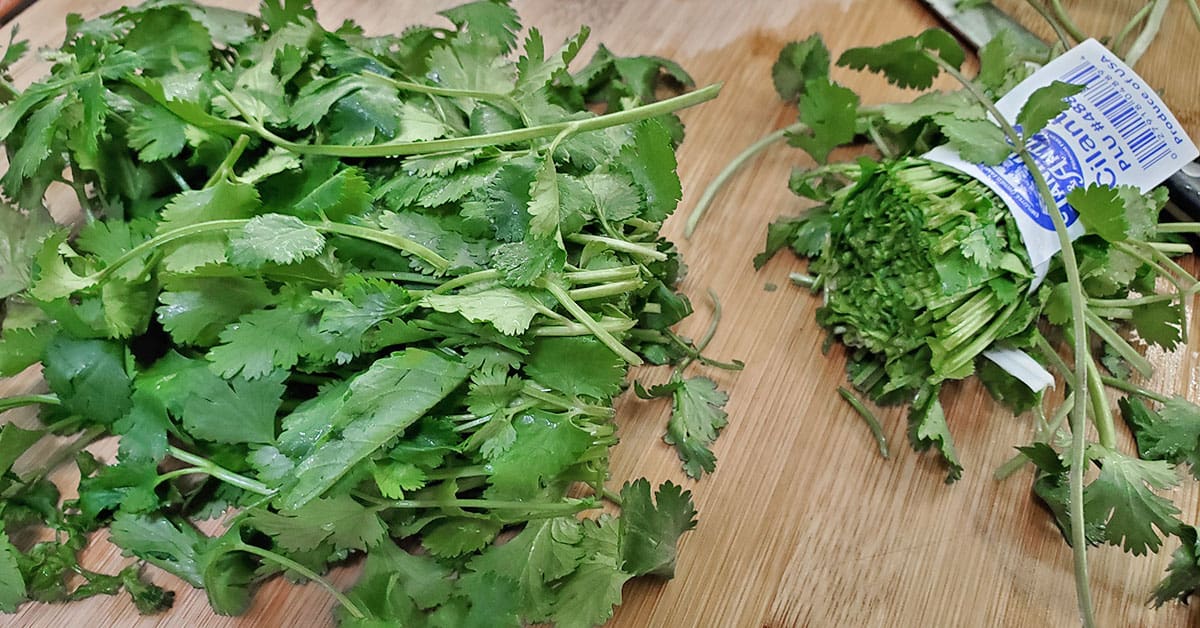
[689, 5, 1200, 625]
[0, 1, 736, 624]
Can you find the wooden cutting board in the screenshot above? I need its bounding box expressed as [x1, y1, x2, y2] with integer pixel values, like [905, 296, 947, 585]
[2, 1, 1199, 626]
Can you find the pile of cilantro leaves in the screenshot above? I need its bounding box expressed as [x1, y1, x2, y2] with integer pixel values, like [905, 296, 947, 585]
[688, 11, 1200, 628]
[0, 1, 736, 625]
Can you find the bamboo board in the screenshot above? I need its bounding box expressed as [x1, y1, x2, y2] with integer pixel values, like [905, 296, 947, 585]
[2, 1, 1199, 626]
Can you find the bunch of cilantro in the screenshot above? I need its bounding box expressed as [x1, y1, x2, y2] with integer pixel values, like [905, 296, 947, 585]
[0, 1, 738, 625]
[687, 18, 1200, 628]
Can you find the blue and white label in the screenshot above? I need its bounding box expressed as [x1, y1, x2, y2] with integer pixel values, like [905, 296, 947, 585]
[926, 39, 1199, 269]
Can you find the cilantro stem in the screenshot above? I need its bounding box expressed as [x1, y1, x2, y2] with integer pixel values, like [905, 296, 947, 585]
[0, 393, 60, 414]
[532, 317, 636, 338]
[568, 279, 644, 301]
[233, 542, 365, 620]
[1155, 222, 1200, 233]
[521, 382, 613, 418]
[1025, 0, 1073, 48]
[1048, 0, 1089, 43]
[1188, 0, 1200, 31]
[838, 387, 890, 459]
[1035, 333, 1073, 378]
[364, 70, 519, 105]
[91, 218, 452, 285]
[430, 269, 501, 294]
[1146, 241, 1193, 255]
[1099, 375, 1170, 403]
[377, 497, 598, 513]
[564, 265, 641, 284]
[167, 446, 274, 496]
[1083, 310, 1153, 377]
[359, 270, 443, 284]
[684, 124, 797, 238]
[565, 233, 667, 261]
[1113, 2, 1155, 55]
[1124, 0, 1170, 68]
[600, 487, 623, 506]
[932, 51, 1096, 628]
[204, 135, 250, 188]
[1084, 359, 1115, 449]
[1088, 293, 1177, 308]
[538, 278, 642, 365]
[224, 82, 721, 158]
[317, 222, 451, 273]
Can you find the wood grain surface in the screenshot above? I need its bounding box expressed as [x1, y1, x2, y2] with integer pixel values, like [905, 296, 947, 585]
[2, 1, 1200, 626]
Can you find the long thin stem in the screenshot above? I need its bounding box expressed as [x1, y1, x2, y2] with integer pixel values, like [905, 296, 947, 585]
[204, 135, 250, 188]
[1124, 0, 1170, 68]
[221, 82, 721, 158]
[1114, 2, 1155, 55]
[0, 394, 61, 414]
[565, 233, 668, 261]
[1156, 221, 1200, 233]
[234, 542, 365, 619]
[1099, 375, 1169, 403]
[539, 278, 641, 365]
[1049, 0, 1089, 43]
[1025, 0, 1073, 48]
[1084, 359, 1115, 449]
[838, 387, 890, 459]
[932, 51, 1096, 628]
[167, 446, 275, 496]
[684, 124, 800, 238]
[1187, 0, 1200, 31]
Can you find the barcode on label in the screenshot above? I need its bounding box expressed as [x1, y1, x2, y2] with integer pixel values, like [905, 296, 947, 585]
[1059, 61, 1170, 169]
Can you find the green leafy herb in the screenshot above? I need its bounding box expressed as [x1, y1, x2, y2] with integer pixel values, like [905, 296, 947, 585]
[0, 0, 734, 624]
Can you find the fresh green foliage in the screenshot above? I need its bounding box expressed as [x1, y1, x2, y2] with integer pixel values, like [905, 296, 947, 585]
[0, 1, 732, 624]
[693, 13, 1200, 620]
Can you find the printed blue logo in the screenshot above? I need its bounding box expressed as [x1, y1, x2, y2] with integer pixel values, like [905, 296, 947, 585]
[976, 128, 1083, 231]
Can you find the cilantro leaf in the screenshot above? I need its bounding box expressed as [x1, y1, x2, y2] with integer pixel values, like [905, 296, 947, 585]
[248, 495, 385, 552]
[1069, 183, 1165, 243]
[0, 531, 25, 612]
[42, 333, 133, 425]
[468, 517, 584, 620]
[934, 115, 1012, 165]
[908, 385, 963, 483]
[837, 29, 964, 90]
[1084, 447, 1182, 555]
[279, 349, 472, 510]
[1017, 81, 1084, 138]
[772, 34, 831, 102]
[619, 479, 697, 578]
[422, 518, 504, 558]
[553, 517, 629, 628]
[617, 119, 681, 222]
[228, 214, 325, 268]
[526, 336, 626, 400]
[1151, 524, 1200, 607]
[206, 305, 310, 380]
[788, 78, 859, 163]
[657, 376, 730, 479]
[1130, 298, 1184, 350]
[486, 411, 593, 498]
[0, 202, 51, 299]
[109, 514, 208, 588]
[423, 287, 542, 335]
[438, 0, 521, 53]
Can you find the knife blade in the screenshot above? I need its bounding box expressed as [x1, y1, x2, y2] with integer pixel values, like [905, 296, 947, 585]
[920, 0, 1200, 218]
